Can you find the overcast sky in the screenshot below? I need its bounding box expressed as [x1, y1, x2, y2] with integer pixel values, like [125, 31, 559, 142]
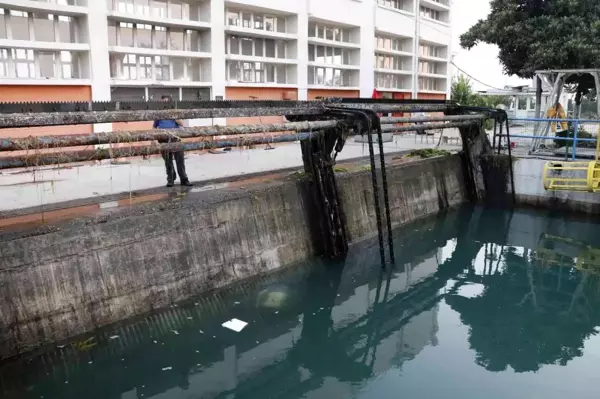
[451, 0, 529, 91]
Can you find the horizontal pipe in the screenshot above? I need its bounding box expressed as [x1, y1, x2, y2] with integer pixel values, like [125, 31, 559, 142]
[381, 120, 479, 133]
[341, 103, 456, 113]
[498, 134, 597, 142]
[0, 131, 324, 170]
[0, 107, 324, 129]
[509, 117, 600, 123]
[381, 114, 486, 124]
[0, 120, 339, 151]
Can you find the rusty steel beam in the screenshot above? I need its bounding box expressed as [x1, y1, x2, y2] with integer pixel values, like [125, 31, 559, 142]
[0, 131, 324, 169]
[0, 107, 324, 129]
[340, 103, 457, 113]
[0, 120, 339, 151]
[381, 114, 486, 124]
[381, 120, 480, 133]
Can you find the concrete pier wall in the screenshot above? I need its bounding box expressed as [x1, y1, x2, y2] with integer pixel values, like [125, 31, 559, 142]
[511, 158, 600, 212]
[0, 155, 466, 359]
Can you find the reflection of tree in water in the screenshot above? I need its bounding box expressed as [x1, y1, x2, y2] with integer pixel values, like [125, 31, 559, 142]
[446, 246, 600, 373]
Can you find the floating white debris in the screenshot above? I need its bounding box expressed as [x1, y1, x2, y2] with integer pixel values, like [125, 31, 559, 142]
[199, 330, 204, 334]
[194, 302, 199, 306]
[162, 367, 172, 371]
[187, 317, 193, 320]
[234, 301, 241, 305]
[171, 330, 179, 335]
[195, 350, 200, 353]
[256, 341, 260, 344]
[319, 307, 324, 310]
[153, 340, 158, 344]
[57, 345, 65, 349]
[274, 311, 279, 314]
[64, 381, 68, 384]
[109, 335, 119, 340]
[222, 318, 248, 332]
[88, 361, 93, 364]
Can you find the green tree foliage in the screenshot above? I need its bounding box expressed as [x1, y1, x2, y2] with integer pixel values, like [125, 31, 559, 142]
[451, 74, 510, 108]
[460, 0, 600, 98]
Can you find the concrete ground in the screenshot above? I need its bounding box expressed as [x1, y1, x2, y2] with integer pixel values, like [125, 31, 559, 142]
[0, 133, 461, 213]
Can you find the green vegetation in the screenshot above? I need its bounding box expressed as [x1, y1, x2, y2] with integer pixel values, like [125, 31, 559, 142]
[406, 149, 451, 159]
[460, 0, 600, 109]
[554, 125, 596, 149]
[333, 166, 349, 173]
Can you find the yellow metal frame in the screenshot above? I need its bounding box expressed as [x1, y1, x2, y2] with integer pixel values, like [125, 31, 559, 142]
[542, 126, 600, 192]
[535, 234, 600, 276]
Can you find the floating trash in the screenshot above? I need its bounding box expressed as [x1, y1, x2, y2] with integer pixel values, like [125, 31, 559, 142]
[222, 318, 248, 332]
[171, 330, 179, 335]
[109, 335, 119, 340]
[162, 367, 172, 371]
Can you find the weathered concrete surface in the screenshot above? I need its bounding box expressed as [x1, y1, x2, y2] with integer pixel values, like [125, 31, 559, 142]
[0, 154, 467, 359]
[511, 157, 600, 213]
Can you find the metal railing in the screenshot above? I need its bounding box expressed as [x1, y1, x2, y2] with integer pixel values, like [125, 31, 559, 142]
[495, 117, 600, 160]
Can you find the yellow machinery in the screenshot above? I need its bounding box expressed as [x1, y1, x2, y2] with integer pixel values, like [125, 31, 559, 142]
[542, 126, 600, 192]
[535, 234, 600, 276]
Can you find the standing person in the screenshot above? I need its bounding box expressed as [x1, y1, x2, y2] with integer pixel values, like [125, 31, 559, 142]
[154, 95, 193, 187]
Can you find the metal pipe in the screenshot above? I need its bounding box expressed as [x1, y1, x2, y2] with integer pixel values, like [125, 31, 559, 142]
[381, 114, 486, 124]
[0, 131, 323, 170]
[381, 121, 479, 133]
[0, 107, 324, 128]
[341, 103, 455, 113]
[0, 120, 339, 151]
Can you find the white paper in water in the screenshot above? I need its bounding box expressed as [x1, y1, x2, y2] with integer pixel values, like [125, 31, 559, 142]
[222, 318, 248, 332]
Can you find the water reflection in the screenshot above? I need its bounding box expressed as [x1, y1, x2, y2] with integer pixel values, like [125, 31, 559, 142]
[2, 206, 600, 399]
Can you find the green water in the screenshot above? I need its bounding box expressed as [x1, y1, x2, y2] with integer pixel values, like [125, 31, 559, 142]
[2, 206, 600, 399]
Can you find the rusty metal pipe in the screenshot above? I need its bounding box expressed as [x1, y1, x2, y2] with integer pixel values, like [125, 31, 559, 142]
[381, 121, 480, 133]
[0, 131, 324, 170]
[0, 120, 339, 151]
[0, 107, 324, 129]
[381, 115, 486, 124]
[340, 103, 457, 113]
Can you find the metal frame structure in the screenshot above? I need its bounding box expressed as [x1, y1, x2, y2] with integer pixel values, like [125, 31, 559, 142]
[531, 69, 600, 153]
[0, 98, 494, 263]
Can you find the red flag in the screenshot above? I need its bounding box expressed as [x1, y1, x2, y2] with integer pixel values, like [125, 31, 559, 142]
[372, 89, 382, 99]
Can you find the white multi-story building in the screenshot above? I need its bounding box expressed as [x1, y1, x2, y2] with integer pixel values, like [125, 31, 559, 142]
[0, 0, 451, 108]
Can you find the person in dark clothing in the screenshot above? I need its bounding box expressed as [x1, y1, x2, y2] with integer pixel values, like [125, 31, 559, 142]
[154, 95, 192, 187]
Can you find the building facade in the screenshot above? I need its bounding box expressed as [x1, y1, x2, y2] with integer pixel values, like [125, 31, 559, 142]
[0, 0, 451, 107]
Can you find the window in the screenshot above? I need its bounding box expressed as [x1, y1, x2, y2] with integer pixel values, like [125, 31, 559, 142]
[34, 13, 55, 42]
[308, 66, 352, 87]
[122, 53, 137, 79]
[170, 29, 185, 50]
[11, 10, 30, 41]
[420, 6, 441, 21]
[173, 58, 185, 80]
[309, 22, 351, 43]
[155, 55, 169, 80]
[119, 22, 134, 47]
[39, 52, 56, 78]
[227, 11, 239, 26]
[518, 97, 527, 110]
[227, 9, 284, 33]
[139, 55, 152, 79]
[419, 61, 440, 74]
[58, 15, 75, 42]
[137, 24, 152, 48]
[229, 35, 240, 54]
[0, 49, 8, 77]
[14, 49, 35, 78]
[60, 51, 77, 79]
[265, 39, 275, 58]
[118, 0, 135, 13]
[0, 9, 5, 39]
[108, 21, 117, 46]
[152, 0, 168, 18]
[135, 0, 151, 16]
[186, 30, 200, 51]
[169, 0, 183, 19]
[227, 61, 285, 83]
[419, 77, 444, 91]
[377, 0, 410, 11]
[375, 73, 408, 89]
[241, 37, 253, 56]
[309, 45, 351, 65]
[276, 41, 285, 59]
[155, 26, 167, 50]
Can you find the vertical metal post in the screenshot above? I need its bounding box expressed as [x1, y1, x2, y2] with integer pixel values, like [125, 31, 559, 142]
[497, 120, 504, 155]
[505, 119, 516, 205]
[572, 120, 579, 161]
[492, 118, 498, 151]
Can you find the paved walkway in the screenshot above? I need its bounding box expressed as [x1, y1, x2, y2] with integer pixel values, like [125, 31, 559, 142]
[0, 134, 461, 212]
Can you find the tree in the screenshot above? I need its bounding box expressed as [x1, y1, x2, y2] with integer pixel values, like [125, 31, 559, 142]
[460, 0, 600, 102]
[451, 74, 510, 108]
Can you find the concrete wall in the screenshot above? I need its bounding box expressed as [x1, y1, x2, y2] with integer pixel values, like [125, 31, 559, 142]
[0, 155, 466, 359]
[511, 157, 600, 213]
